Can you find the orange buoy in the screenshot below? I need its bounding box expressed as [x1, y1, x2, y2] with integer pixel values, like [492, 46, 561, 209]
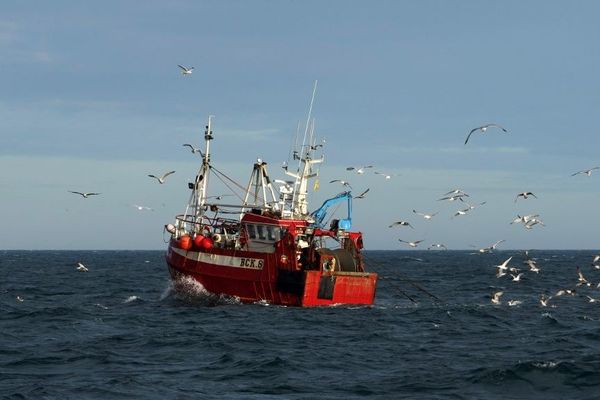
[193, 235, 205, 249]
[200, 237, 213, 250]
[179, 235, 192, 250]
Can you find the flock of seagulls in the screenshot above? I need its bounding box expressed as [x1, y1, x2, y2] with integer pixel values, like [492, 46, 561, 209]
[20, 61, 598, 311]
[324, 123, 550, 251]
[490, 251, 600, 308]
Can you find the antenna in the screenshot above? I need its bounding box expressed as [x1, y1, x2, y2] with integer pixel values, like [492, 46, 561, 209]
[298, 80, 318, 170]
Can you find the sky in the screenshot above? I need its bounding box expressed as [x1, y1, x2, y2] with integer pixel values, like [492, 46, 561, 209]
[1, 1, 600, 250]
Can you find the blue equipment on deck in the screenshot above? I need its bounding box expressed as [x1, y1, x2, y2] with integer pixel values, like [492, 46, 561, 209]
[310, 191, 352, 230]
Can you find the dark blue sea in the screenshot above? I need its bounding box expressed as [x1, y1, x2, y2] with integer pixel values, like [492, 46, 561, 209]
[2, 250, 600, 399]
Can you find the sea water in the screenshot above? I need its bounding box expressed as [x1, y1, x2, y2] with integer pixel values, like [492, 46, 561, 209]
[2, 250, 600, 399]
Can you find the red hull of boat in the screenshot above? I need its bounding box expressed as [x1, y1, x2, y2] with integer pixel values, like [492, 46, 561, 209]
[166, 241, 377, 307]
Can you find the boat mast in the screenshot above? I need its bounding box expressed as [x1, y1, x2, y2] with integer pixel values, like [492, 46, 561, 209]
[198, 115, 214, 211]
[286, 81, 323, 218]
[184, 115, 214, 224]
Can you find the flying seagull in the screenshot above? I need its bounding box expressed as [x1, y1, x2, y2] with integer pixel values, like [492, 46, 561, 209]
[510, 273, 524, 282]
[464, 123, 508, 145]
[329, 179, 352, 189]
[514, 191, 537, 202]
[132, 204, 153, 211]
[178, 65, 194, 75]
[586, 295, 599, 303]
[525, 259, 540, 273]
[555, 288, 576, 297]
[207, 194, 234, 200]
[452, 209, 469, 218]
[428, 243, 448, 250]
[491, 291, 503, 305]
[374, 171, 396, 180]
[494, 256, 513, 273]
[76, 262, 88, 272]
[443, 189, 469, 197]
[398, 239, 424, 248]
[571, 167, 600, 177]
[148, 171, 176, 184]
[182, 144, 204, 155]
[69, 191, 101, 198]
[354, 188, 370, 199]
[346, 165, 373, 174]
[478, 239, 506, 253]
[389, 221, 414, 229]
[438, 194, 468, 202]
[539, 294, 551, 307]
[413, 210, 438, 220]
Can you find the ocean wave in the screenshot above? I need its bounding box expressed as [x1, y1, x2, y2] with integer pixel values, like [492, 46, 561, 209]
[168, 275, 241, 306]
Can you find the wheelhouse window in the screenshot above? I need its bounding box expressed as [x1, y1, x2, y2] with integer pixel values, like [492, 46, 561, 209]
[246, 224, 257, 240]
[244, 223, 282, 242]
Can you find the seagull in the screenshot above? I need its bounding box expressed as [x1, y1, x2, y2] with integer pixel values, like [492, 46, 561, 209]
[76, 262, 88, 272]
[508, 266, 520, 274]
[464, 123, 508, 145]
[346, 165, 373, 174]
[571, 167, 600, 177]
[494, 256, 513, 273]
[398, 239, 424, 248]
[132, 204, 153, 211]
[207, 194, 234, 200]
[576, 267, 590, 286]
[438, 194, 468, 202]
[428, 243, 448, 250]
[329, 179, 352, 189]
[413, 210, 438, 220]
[525, 259, 540, 273]
[491, 291, 503, 305]
[374, 171, 395, 180]
[354, 188, 370, 199]
[555, 289, 576, 297]
[539, 294, 551, 307]
[178, 65, 194, 75]
[16, 295, 24, 302]
[594, 254, 600, 264]
[507, 300, 522, 307]
[443, 189, 469, 197]
[479, 240, 506, 253]
[463, 201, 487, 210]
[586, 295, 599, 303]
[514, 191, 537, 202]
[310, 141, 325, 150]
[388, 221, 414, 229]
[69, 191, 101, 198]
[182, 144, 204, 155]
[452, 209, 469, 218]
[510, 214, 539, 225]
[524, 218, 545, 230]
[148, 171, 176, 184]
[510, 273, 524, 282]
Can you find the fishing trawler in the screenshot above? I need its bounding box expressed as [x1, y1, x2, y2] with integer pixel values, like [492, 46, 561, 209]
[165, 93, 377, 306]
